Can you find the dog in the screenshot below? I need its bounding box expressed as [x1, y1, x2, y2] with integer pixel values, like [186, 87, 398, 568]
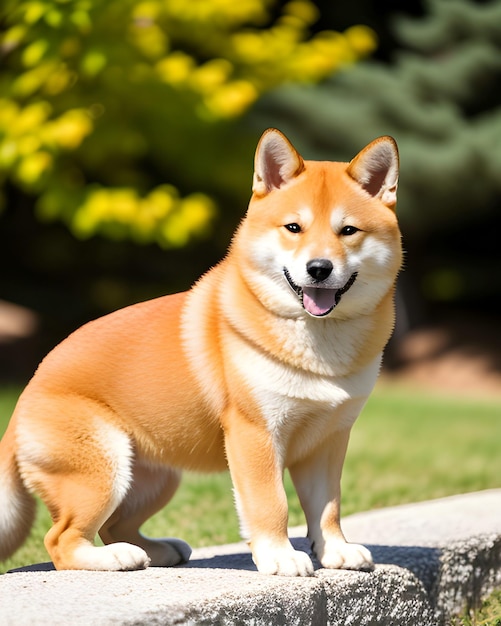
[0, 129, 402, 575]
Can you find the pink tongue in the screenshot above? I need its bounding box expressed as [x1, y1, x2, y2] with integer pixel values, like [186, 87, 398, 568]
[302, 287, 337, 316]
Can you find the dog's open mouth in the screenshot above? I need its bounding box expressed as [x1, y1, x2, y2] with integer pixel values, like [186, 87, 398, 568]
[283, 268, 358, 317]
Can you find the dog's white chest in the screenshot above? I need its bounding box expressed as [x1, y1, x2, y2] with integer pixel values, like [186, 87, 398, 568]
[232, 340, 381, 462]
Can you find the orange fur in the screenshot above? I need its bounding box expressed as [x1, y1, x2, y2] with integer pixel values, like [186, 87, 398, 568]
[0, 130, 402, 575]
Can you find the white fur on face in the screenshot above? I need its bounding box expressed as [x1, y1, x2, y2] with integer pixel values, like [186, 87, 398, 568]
[245, 229, 305, 317]
[243, 204, 398, 320]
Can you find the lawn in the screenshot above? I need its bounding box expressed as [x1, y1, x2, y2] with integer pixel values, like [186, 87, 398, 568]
[1, 382, 500, 623]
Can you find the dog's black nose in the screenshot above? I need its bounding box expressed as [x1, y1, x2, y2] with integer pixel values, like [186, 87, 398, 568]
[306, 258, 333, 282]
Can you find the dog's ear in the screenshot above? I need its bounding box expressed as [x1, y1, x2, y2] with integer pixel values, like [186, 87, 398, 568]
[347, 136, 399, 210]
[253, 129, 305, 196]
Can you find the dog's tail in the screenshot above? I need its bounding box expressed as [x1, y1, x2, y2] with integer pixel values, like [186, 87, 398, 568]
[0, 415, 36, 562]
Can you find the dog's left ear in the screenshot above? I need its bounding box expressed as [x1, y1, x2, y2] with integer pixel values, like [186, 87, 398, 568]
[347, 136, 399, 210]
[253, 128, 305, 196]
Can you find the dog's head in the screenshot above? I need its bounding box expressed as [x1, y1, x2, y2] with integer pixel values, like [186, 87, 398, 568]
[234, 129, 403, 320]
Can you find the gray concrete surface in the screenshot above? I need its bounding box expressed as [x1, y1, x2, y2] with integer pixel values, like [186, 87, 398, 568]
[1, 490, 500, 625]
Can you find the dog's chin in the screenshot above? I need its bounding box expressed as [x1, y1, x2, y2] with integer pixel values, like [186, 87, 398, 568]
[283, 268, 358, 318]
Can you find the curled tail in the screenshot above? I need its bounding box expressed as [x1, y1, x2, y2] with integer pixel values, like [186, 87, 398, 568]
[0, 416, 36, 562]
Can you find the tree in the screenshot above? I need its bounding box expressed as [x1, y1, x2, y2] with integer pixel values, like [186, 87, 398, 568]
[0, 0, 376, 248]
[253, 0, 501, 315]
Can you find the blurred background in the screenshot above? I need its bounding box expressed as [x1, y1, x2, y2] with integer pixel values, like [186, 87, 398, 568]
[1, 0, 500, 395]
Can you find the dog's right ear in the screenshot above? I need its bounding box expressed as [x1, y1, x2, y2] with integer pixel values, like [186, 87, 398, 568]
[253, 129, 305, 196]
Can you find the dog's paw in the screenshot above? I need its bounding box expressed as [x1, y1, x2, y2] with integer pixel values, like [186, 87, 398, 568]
[321, 541, 374, 571]
[144, 537, 192, 567]
[72, 542, 151, 571]
[253, 543, 314, 576]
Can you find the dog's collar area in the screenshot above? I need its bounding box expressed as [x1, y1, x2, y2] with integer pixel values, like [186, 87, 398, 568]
[283, 267, 358, 317]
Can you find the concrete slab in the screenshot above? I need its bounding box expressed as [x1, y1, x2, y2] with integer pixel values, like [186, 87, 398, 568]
[1, 490, 500, 625]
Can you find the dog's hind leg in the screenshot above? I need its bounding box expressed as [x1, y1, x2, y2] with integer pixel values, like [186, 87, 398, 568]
[99, 460, 191, 567]
[17, 399, 150, 571]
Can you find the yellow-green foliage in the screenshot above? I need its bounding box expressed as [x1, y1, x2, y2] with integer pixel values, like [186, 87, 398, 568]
[0, 0, 375, 247]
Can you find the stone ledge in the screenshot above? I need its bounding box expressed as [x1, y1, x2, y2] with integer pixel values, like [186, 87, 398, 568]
[1, 490, 500, 626]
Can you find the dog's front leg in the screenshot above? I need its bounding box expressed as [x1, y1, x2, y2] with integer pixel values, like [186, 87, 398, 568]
[289, 427, 374, 571]
[223, 407, 314, 576]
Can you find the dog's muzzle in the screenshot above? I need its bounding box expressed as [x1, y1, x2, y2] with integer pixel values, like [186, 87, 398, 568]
[283, 268, 358, 317]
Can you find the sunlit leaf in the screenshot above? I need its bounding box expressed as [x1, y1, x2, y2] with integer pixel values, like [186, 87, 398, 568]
[0, 0, 375, 247]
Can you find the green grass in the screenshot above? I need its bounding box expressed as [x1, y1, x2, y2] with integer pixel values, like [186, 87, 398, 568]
[452, 589, 501, 626]
[1, 383, 500, 624]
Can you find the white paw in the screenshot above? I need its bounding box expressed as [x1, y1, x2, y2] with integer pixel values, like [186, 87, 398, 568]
[73, 542, 151, 571]
[253, 543, 314, 576]
[321, 541, 374, 571]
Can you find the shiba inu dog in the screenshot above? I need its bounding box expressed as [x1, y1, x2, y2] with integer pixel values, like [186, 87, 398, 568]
[0, 129, 402, 576]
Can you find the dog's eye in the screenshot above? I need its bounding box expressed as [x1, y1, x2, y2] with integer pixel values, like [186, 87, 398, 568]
[340, 225, 360, 236]
[284, 223, 302, 233]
